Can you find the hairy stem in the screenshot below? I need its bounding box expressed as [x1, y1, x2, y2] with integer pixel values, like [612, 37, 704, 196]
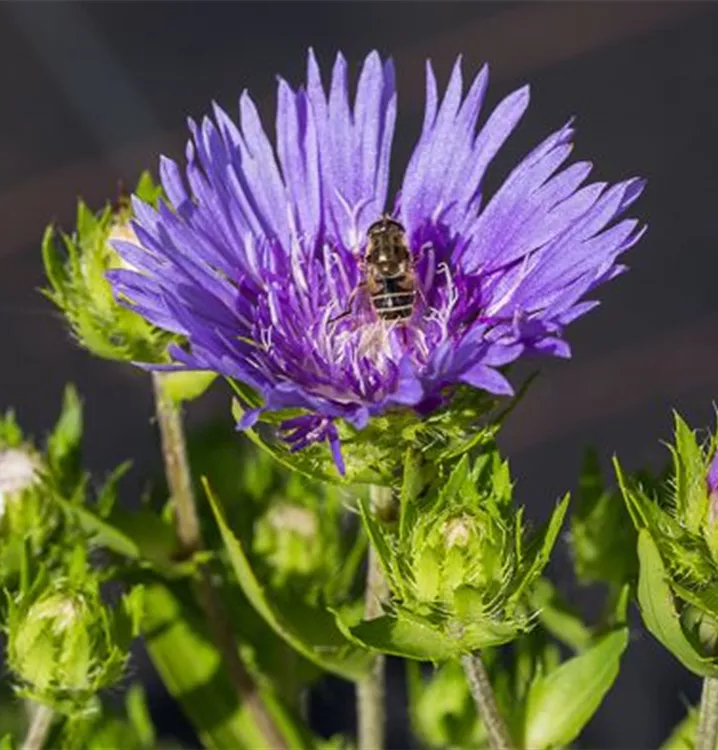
[21, 704, 54, 750]
[357, 484, 392, 750]
[151, 372, 287, 750]
[697, 677, 718, 750]
[461, 652, 515, 750]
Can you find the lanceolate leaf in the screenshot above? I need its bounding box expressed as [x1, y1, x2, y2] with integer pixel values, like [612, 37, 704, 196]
[510, 495, 570, 603]
[357, 495, 396, 586]
[531, 579, 593, 652]
[204, 479, 371, 681]
[524, 626, 628, 749]
[347, 608, 523, 661]
[143, 580, 307, 750]
[349, 612, 457, 661]
[671, 413, 707, 535]
[398, 446, 427, 541]
[139, 580, 258, 749]
[50, 494, 185, 576]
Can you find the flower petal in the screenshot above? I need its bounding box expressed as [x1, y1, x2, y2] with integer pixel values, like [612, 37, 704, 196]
[307, 49, 397, 249]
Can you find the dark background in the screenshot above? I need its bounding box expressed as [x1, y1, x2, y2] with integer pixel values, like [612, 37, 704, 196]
[1, 2, 717, 747]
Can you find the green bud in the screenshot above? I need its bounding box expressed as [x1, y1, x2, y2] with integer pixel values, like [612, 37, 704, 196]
[681, 604, 718, 656]
[41, 174, 174, 363]
[407, 502, 505, 614]
[0, 444, 55, 555]
[616, 413, 718, 649]
[359, 451, 568, 656]
[0, 387, 86, 571]
[6, 578, 140, 711]
[254, 502, 320, 581]
[251, 473, 364, 605]
[0, 445, 40, 519]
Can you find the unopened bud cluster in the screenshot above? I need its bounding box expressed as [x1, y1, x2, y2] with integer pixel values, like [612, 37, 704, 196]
[618, 414, 718, 667]
[0, 414, 56, 557]
[252, 474, 358, 604]
[41, 173, 172, 363]
[378, 452, 567, 652]
[6, 578, 142, 711]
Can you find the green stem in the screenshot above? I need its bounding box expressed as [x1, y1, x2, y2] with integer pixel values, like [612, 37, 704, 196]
[151, 372, 287, 750]
[697, 677, 718, 750]
[357, 484, 392, 750]
[21, 704, 54, 750]
[461, 652, 515, 750]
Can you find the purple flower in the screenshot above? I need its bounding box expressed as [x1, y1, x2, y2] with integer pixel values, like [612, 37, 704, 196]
[108, 51, 645, 471]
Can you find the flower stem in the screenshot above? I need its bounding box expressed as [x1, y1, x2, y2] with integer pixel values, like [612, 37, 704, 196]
[21, 704, 54, 750]
[151, 372, 287, 750]
[697, 677, 718, 750]
[357, 484, 392, 750]
[461, 652, 515, 750]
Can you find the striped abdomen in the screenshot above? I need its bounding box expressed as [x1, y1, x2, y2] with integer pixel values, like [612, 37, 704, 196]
[370, 275, 416, 321]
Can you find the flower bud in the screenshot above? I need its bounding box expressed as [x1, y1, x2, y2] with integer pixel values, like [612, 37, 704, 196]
[0, 446, 39, 519]
[375, 453, 568, 652]
[617, 415, 718, 675]
[0, 444, 54, 554]
[681, 604, 718, 657]
[41, 173, 173, 363]
[7, 580, 140, 711]
[409, 505, 505, 614]
[251, 474, 359, 604]
[253, 502, 320, 583]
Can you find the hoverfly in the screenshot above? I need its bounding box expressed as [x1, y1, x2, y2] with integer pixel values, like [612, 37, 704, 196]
[331, 215, 417, 324]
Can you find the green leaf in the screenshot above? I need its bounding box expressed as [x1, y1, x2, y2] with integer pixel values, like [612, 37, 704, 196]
[0, 736, 13, 750]
[524, 626, 628, 749]
[161, 371, 217, 403]
[0, 409, 23, 447]
[570, 449, 638, 588]
[511, 494, 569, 603]
[42, 224, 68, 297]
[672, 413, 708, 535]
[51, 494, 182, 574]
[438, 454, 472, 509]
[47, 384, 83, 480]
[636, 530, 718, 676]
[231, 398, 350, 485]
[125, 684, 155, 749]
[357, 495, 396, 590]
[143, 580, 300, 750]
[134, 171, 164, 207]
[408, 659, 483, 748]
[204, 479, 371, 681]
[230, 384, 500, 487]
[531, 579, 592, 652]
[614, 457, 653, 532]
[350, 612, 457, 660]
[660, 706, 698, 750]
[398, 446, 427, 541]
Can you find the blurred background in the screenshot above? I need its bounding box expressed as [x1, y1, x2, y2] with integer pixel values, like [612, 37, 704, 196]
[1, 1, 717, 747]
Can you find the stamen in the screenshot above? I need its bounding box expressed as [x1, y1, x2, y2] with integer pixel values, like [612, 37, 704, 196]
[421, 242, 436, 292]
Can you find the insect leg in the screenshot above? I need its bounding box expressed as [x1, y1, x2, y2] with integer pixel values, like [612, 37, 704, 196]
[328, 283, 366, 325]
